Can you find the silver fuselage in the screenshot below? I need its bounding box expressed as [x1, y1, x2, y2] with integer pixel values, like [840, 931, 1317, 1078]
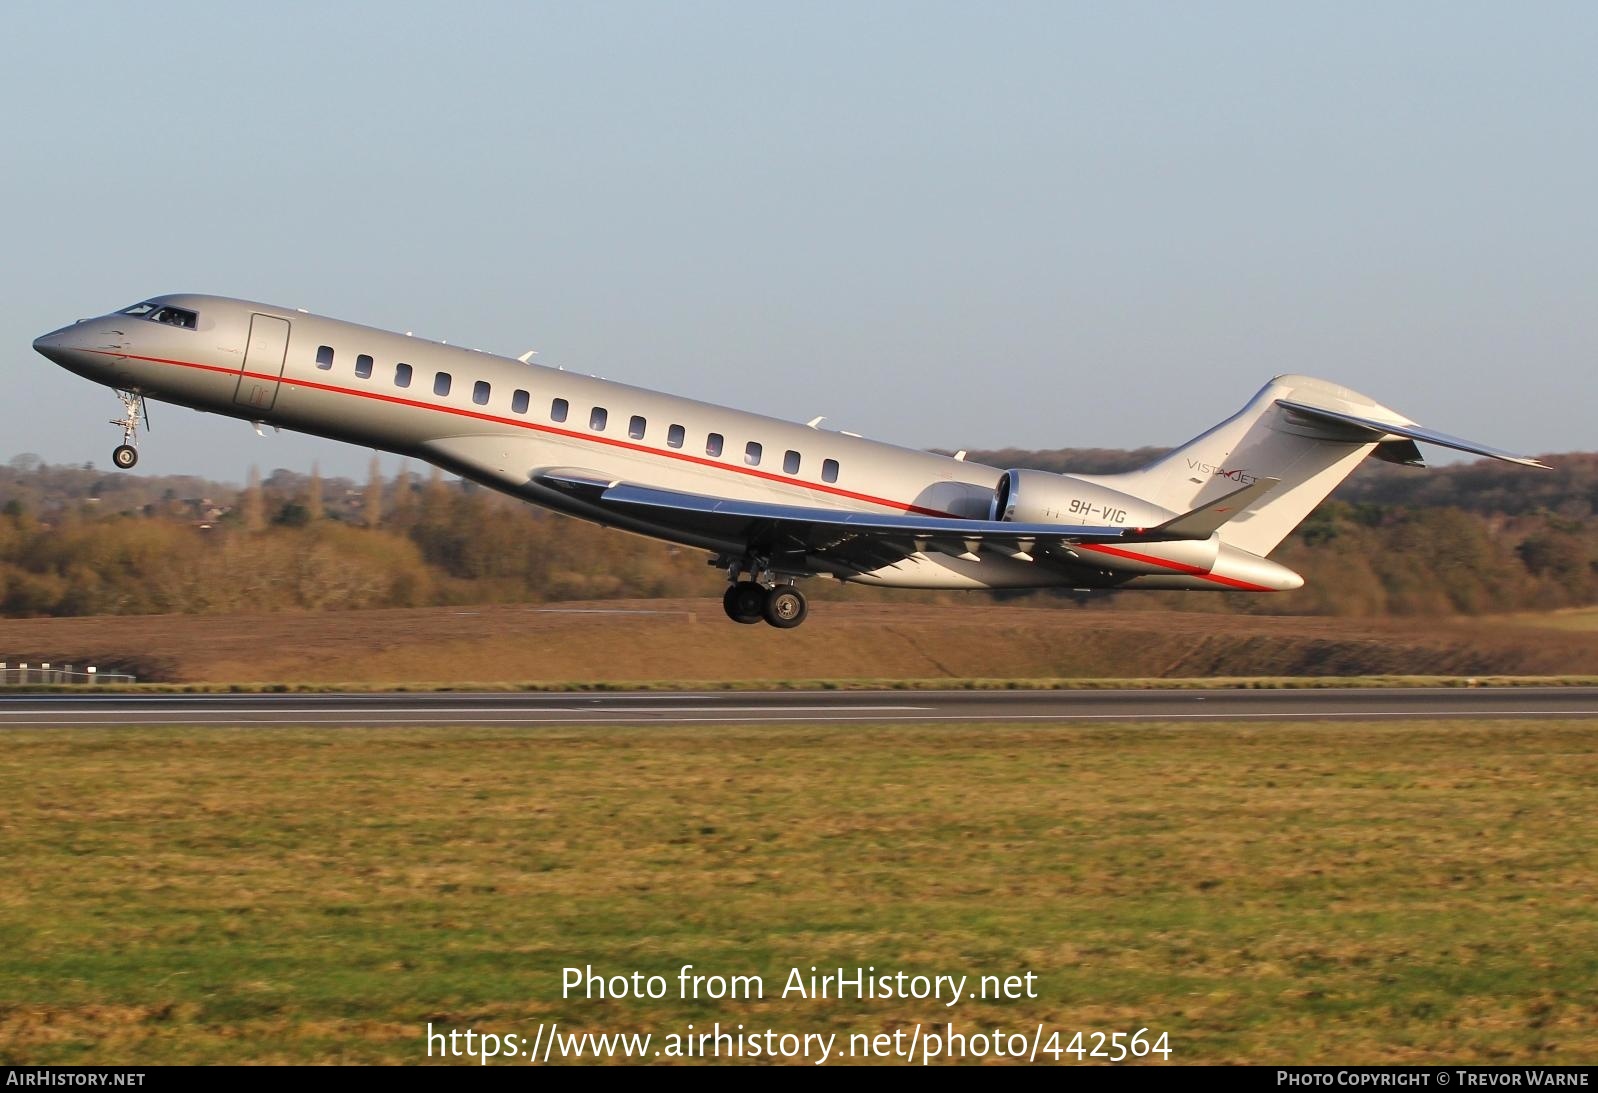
[33, 293, 1287, 591]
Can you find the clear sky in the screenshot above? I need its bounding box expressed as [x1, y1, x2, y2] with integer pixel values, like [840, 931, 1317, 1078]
[5, 1, 1593, 482]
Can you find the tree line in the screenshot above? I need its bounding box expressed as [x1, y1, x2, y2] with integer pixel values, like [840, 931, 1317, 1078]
[0, 449, 1590, 618]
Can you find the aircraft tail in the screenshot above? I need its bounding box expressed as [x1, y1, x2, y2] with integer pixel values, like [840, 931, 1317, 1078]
[1073, 374, 1544, 557]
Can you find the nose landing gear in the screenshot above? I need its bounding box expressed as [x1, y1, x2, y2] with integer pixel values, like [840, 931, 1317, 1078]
[109, 390, 148, 470]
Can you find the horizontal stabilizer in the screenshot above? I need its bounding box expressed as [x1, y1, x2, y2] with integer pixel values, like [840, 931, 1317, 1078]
[1276, 400, 1548, 468]
[1145, 477, 1280, 539]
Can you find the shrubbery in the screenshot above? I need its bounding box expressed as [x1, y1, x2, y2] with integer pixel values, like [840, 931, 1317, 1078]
[0, 452, 1591, 618]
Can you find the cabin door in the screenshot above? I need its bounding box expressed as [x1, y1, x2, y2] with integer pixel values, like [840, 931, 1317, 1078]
[234, 314, 290, 411]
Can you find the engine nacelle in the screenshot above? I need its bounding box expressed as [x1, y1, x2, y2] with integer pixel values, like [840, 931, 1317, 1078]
[989, 469, 1174, 530]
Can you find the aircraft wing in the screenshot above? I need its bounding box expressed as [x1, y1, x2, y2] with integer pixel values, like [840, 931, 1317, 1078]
[536, 470, 1269, 576]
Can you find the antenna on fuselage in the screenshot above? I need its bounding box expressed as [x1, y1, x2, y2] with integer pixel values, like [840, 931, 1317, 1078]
[517, 350, 538, 363]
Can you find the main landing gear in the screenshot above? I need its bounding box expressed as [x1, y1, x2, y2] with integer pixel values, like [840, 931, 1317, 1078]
[722, 580, 809, 629]
[109, 390, 147, 470]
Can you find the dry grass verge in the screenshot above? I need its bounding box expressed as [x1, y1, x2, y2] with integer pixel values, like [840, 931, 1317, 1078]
[1, 601, 1596, 685]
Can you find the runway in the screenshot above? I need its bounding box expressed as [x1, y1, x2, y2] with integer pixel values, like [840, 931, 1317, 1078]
[1, 687, 1596, 726]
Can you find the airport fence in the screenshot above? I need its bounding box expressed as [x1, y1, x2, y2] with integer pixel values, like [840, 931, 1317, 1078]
[0, 661, 137, 685]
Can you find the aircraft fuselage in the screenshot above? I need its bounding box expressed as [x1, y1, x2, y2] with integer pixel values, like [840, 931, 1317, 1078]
[45, 290, 1524, 626]
[33, 294, 1077, 589]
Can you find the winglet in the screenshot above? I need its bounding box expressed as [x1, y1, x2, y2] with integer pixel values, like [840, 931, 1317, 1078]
[1138, 478, 1280, 540]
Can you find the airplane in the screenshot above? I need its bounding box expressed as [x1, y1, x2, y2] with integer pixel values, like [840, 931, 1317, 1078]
[32, 294, 1546, 629]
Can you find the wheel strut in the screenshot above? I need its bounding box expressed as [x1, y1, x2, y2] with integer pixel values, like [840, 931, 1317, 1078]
[109, 390, 146, 470]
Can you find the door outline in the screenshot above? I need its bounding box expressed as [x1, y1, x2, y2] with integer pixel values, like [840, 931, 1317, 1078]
[234, 314, 291, 411]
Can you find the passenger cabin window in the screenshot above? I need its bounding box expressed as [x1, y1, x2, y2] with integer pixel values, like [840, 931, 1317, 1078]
[744, 442, 763, 467]
[590, 407, 608, 431]
[316, 346, 334, 370]
[784, 450, 801, 475]
[706, 433, 724, 457]
[395, 362, 412, 388]
[628, 415, 646, 440]
[822, 458, 839, 483]
[667, 424, 685, 449]
[434, 372, 452, 397]
[473, 380, 490, 406]
[551, 398, 568, 422]
[511, 389, 530, 414]
[355, 354, 373, 379]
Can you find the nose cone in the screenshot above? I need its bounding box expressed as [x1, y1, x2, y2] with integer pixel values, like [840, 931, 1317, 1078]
[33, 329, 70, 366]
[32, 324, 110, 381]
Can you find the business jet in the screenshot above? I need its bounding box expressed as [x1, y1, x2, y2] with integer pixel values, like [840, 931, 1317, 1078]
[33, 294, 1544, 628]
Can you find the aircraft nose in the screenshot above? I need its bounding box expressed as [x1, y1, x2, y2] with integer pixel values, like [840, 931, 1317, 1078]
[33, 325, 100, 372]
[33, 329, 69, 365]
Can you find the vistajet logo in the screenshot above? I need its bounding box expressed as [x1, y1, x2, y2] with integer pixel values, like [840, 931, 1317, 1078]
[1186, 459, 1259, 485]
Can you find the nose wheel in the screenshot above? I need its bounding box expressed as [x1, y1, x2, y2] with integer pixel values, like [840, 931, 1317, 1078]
[109, 390, 148, 471]
[721, 581, 809, 628]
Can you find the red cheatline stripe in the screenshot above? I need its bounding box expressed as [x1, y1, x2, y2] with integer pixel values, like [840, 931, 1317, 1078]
[1075, 542, 1274, 592]
[89, 348, 1279, 589]
[88, 349, 959, 517]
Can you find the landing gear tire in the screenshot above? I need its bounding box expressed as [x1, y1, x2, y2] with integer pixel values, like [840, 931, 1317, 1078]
[762, 586, 808, 629]
[110, 391, 146, 470]
[723, 582, 765, 624]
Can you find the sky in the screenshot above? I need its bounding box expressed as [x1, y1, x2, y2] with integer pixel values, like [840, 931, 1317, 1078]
[4, 1, 1594, 482]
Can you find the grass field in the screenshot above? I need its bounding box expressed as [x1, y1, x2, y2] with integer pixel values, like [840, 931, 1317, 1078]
[1511, 607, 1598, 633]
[3, 601, 1598, 684]
[2, 719, 1595, 1065]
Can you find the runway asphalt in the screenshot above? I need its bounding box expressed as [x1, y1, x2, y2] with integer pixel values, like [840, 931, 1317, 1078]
[0, 687, 1595, 726]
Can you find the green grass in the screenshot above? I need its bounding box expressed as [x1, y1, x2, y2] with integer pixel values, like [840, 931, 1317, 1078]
[2, 721, 1596, 1064]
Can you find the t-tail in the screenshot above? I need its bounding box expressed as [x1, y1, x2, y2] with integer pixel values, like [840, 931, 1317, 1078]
[1073, 374, 1547, 558]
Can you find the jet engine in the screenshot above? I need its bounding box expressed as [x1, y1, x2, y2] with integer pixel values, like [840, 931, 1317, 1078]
[989, 469, 1173, 530]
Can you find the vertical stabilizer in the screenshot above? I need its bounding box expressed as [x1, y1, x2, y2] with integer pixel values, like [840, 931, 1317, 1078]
[1072, 375, 1415, 556]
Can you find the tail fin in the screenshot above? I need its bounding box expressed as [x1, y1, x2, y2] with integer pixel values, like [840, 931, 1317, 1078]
[1074, 374, 1544, 557]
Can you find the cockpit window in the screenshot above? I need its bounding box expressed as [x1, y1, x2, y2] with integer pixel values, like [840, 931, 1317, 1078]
[149, 307, 197, 329]
[120, 302, 197, 329]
